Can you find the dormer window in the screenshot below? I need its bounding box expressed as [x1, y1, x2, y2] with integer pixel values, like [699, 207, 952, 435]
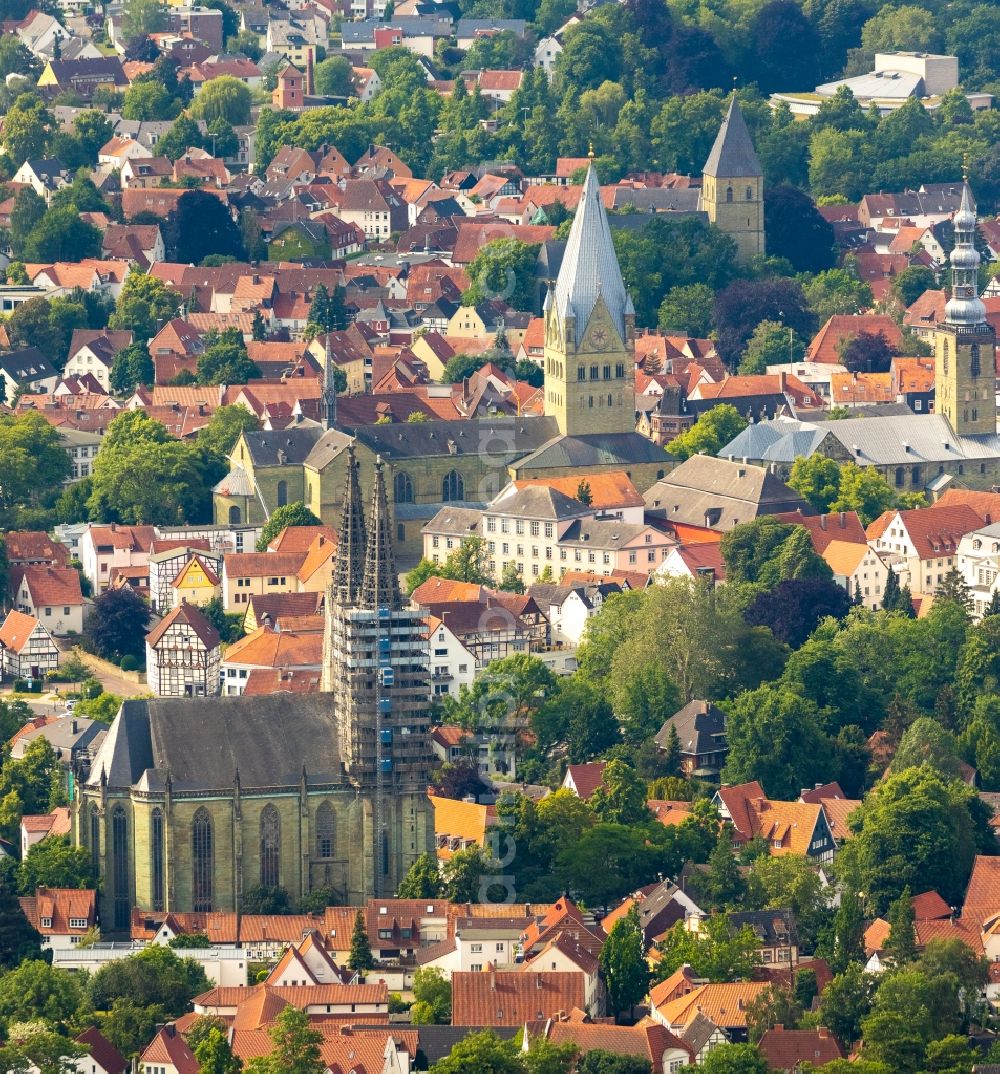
[40, 917, 53, 928]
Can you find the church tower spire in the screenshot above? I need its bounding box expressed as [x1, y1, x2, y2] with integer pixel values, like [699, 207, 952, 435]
[934, 180, 995, 437]
[543, 162, 635, 437]
[360, 456, 402, 611]
[330, 444, 366, 607]
[700, 96, 765, 263]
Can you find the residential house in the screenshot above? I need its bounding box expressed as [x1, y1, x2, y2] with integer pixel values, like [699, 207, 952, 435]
[533, 35, 563, 77]
[526, 580, 623, 648]
[0, 347, 58, 398]
[822, 539, 890, 609]
[0, 610, 60, 682]
[867, 503, 985, 596]
[9, 566, 84, 636]
[9, 713, 105, 767]
[219, 625, 322, 695]
[526, 1017, 693, 1074]
[757, 1026, 844, 1072]
[649, 980, 770, 1043]
[335, 179, 408, 240]
[145, 602, 222, 698]
[63, 330, 134, 391]
[430, 794, 496, 862]
[147, 542, 220, 613]
[451, 968, 585, 1027]
[418, 915, 530, 975]
[728, 909, 798, 969]
[120, 156, 173, 190]
[72, 1028, 128, 1074]
[957, 520, 1000, 620]
[18, 887, 97, 952]
[714, 782, 838, 861]
[170, 556, 222, 610]
[98, 135, 153, 169]
[562, 762, 607, 800]
[78, 524, 156, 593]
[221, 551, 309, 611]
[5, 531, 70, 568]
[654, 700, 728, 780]
[655, 542, 727, 585]
[600, 878, 703, 950]
[20, 805, 71, 859]
[37, 57, 127, 101]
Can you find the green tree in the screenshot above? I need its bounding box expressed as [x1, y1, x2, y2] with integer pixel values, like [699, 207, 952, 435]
[884, 886, 917, 966]
[0, 960, 83, 1028]
[721, 517, 831, 590]
[174, 189, 245, 265]
[0, 1025, 86, 1074]
[196, 405, 261, 462]
[576, 1053, 650, 1074]
[657, 283, 715, 337]
[122, 80, 178, 122]
[787, 455, 841, 514]
[693, 1043, 768, 1073]
[462, 239, 541, 311]
[802, 267, 874, 324]
[109, 272, 182, 340]
[87, 946, 211, 1019]
[745, 984, 802, 1042]
[668, 404, 747, 460]
[599, 906, 649, 1018]
[22, 206, 101, 263]
[84, 585, 150, 663]
[747, 855, 827, 953]
[889, 717, 964, 780]
[816, 962, 873, 1046]
[442, 843, 493, 903]
[0, 412, 71, 509]
[121, 0, 167, 38]
[314, 56, 354, 98]
[738, 320, 804, 375]
[892, 266, 935, 309]
[196, 328, 260, 385]
[7, 295, 90, 369]
[244, 1006, 324, 1074]
[839, 764, 981, 912]
[17, 835, 95, 894]
[410, 967, 451, 1025]
[348, 909, 374, 972]
[429, 1030, 524, 1074]
[498, 561, 526, 593]
[192, 76, 251, 125]
[1, 94, 54, 164]
[396, 852, 442, 899]
[691, 830, 747, 912]
[861, 4, 941, 52]
[436, 536, 495, 586]
[193, 1025, 242, 1074]
[109, 340, 155, 395]
[255, 502, 323, 551]
[590, 760, 648, 826]
[829, 464, 897, 526]
[655, 915, 760, 982]
[936, 568, 972, 613]
[9, 188, 46, 260]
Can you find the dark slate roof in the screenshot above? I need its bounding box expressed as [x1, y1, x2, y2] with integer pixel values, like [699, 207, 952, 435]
[352, 415, 560, 462]
[513, 432, 668, 471]
[702, 97, 761, 179]
[655, 699, 727, 756]
[536, 239, 566, 280]
[241, 426, 324, 466]
[728, 908, 797, 946]
[683, 1012, 726, 1053]
[89, 695, 343, 793]
[0, 347, 57, 381]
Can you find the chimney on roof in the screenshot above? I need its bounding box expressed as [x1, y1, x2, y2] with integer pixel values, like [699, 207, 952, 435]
[819, 515, 826, 530]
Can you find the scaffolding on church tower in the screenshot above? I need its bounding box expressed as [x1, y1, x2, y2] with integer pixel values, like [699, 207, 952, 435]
[324, 450, 432, 896]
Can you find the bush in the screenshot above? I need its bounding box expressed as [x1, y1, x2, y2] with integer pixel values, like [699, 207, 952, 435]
[12, 679, 27, 693]
[119, 656, 139, 672]
[83, 680, 102, 699]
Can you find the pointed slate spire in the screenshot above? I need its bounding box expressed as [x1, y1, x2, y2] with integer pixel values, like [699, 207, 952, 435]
[360, 455, 402, 611]
[331, 444, 366, 606]
[323, 331, 337, 430]
[552, 162, 631, 347]
[703, 96, 762, 179]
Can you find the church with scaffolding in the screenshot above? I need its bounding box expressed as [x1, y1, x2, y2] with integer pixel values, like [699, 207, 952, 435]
[74, 450, 434, 929]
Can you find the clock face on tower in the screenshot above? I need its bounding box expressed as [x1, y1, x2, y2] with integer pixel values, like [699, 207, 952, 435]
[590, 327, 609, 349]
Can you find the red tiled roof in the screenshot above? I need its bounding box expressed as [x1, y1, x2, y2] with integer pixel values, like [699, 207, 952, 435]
[75, 1027, 127, 1074]
[962, 854, 1000, 926]
[773, 510, 867, 555]
[866, 504, 985, 561]
[0, 610, 45, 654]
[451, 969, 585, 1026]
[146, 602, 221, 651]
[806, 315, 904, 364]
[5, 531, 70, 566]
[758, 1026, 843, 1069]
[18, 885, 96, 935]
[12, 565, 83, 608]
[564, 762, 607, 799]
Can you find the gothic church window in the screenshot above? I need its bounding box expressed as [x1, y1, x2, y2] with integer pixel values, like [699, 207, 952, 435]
[192, 808, 214, 912]
[746, 187, 753, 200]
[260, 805, 280, 889]
[394, 471, 413, 504]
[442, 470, 464, 502]
[89, 804, 100, 874]
[972, 344, 981, 377]
[726, 187, 733, 202]
[112, 805, 129, 930]
[151, 808, 165, 912]
[316, 801, 335, 858]
[276, 480, 288, 507]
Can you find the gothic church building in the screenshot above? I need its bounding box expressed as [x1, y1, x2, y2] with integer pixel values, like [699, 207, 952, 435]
[75, 453, 434, 928]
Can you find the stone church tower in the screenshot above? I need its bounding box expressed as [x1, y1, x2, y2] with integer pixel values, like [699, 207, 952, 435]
[543, 161, 636, 437]
[322, 445, 434, 896]
[934, 183, 996, 437]
[700, 96, 765, 263]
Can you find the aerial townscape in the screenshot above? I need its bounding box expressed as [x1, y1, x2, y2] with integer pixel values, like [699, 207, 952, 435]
[4, 0, 1000, 1072]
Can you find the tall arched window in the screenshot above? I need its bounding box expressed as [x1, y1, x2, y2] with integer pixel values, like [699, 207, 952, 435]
[151, 808, 165, 912]
[229, 505, 241, 524]
[394, 471, 413, 504]
[192, 808, 213, 912]
[971, 343, 981, 378]
[260, 805, 280, 889]
[112, 805, 129, 930]
[89, 804, 100, 874]
[442, 470, 464, 502]
[726, 186, 733, 202]
[316, 801, 335, 859]
[276, 480, 288, 507]
[745, 186, 753, 201]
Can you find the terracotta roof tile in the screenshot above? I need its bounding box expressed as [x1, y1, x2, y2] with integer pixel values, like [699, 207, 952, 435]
[452, 969, 585, 1026]
[11, 566, 83, 608]
[758, 1026, 843, 1068]
[0, 610, 46, 654]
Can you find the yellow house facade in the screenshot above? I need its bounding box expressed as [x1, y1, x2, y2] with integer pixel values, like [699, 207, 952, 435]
[170, 556, 221, 607]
